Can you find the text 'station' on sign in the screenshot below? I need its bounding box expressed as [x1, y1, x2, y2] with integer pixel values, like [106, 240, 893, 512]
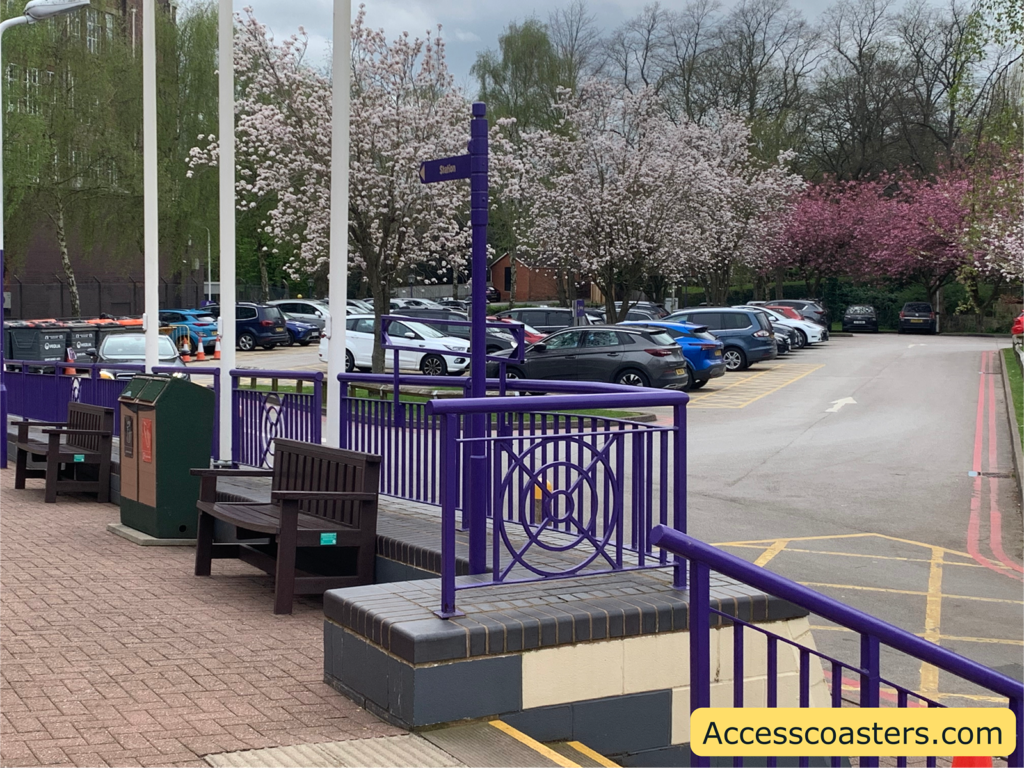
[419, 154, 471, 184]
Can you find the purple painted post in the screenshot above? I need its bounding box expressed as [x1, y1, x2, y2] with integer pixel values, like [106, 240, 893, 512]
[231, 373, 241, 465]
[437, 413, 464, 618]
[673, 402, 688, 589]
[689, 557, 711, 768]
[312, 371, 323, 446]
[211, 369, 220, 460]
[468, 101, 489, 575]
[0, 247, 6, 468]
[860, 634, 881, 768]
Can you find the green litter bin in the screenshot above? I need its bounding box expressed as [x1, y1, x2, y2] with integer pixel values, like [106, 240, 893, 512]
[118, 374, 214, 538]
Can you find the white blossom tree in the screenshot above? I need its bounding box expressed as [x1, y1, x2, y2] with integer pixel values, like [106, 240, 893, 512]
[190, 7, 470, 371]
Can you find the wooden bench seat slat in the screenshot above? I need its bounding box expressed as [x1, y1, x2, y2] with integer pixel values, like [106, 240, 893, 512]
[194, 438, 382, 614]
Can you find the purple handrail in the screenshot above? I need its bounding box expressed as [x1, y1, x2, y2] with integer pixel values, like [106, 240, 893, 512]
[650, 525, 1024, 768]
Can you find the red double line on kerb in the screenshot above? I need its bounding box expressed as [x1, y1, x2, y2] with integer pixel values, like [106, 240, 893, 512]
[967, 350, 1022, 580]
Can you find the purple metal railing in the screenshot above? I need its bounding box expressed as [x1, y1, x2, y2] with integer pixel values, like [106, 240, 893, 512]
[231, 369, 323, 469]
[424, 381, 689, 617]
[650, 526, 1024, 768]
[5, 360, 221, 456]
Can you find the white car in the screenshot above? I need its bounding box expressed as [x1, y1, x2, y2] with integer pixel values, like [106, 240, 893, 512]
[319, 314, 470, 376]
[736, 305, 824, 346]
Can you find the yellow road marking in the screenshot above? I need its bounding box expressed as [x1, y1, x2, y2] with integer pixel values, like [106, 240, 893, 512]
[490, 721, 580, 768]
[720, 544, 1004, 569]
[811, 626, 1023, 646]
[567, 741, 620, 767]
[920, 547, 944, 693]
[715, 532, 1014, 567]
[754, 539, 789, 567]
[935, 693, 1011, 703]
[689, 364, 824, 409]
[801, 582, 1023, 605]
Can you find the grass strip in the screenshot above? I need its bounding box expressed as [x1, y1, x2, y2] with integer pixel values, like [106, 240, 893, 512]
[1001, 347, 1023, 443]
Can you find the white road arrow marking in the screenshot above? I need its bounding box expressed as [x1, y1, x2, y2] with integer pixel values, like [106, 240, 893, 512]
[826, 397, 857, 413]
[908, 343, 927, 348]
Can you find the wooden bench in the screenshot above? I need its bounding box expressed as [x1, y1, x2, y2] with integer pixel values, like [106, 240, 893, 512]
[14, 403, 115, 504]
[190, 439, 382, 614]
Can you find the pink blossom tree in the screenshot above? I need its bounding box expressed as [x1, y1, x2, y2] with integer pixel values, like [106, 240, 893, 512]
[190, 7, 470, 371]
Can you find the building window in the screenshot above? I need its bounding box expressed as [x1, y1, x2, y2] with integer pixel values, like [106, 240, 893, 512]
[86, 8, 100, 53]
[4, 64, 16, 113]
[23, 67, 40, 114]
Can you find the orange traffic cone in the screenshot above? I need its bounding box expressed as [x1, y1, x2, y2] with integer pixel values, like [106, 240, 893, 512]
[213, 335, 222, 360]
[194, 338, 206, 362]
[952, 757, 993, 767]
[180, 336, 192, 363]
[64, 349, 76, 376]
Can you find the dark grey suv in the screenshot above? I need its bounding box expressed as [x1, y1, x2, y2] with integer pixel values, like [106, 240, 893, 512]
[486, 325, 688, 389]
[664, 307, 777, 371]
[494, 307, 591, 334]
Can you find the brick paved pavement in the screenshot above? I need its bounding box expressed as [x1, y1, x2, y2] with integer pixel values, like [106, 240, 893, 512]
[0, 469, 402, 767]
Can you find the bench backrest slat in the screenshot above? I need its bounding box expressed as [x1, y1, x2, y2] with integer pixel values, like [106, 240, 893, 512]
[271, 439, 381, 528]
[67, 404, 114, 453]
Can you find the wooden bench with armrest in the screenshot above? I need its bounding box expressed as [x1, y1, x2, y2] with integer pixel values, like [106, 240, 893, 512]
[189, 439, 381, 614]
[14, 403, 114, 503]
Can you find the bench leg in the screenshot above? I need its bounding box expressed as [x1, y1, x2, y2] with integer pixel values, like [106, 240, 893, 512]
[44, 449, 60, 503]
[195, 510, 215, 577]
[274, 507, 299, 615]
[356, 532, 375, 587]
[14, 448, 28, 489]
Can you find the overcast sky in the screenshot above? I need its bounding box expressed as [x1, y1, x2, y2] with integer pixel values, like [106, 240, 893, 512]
[229, 0, 838, 91]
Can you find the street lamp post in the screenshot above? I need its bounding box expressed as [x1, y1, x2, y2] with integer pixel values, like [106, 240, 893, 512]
[0, 0, 90, 468]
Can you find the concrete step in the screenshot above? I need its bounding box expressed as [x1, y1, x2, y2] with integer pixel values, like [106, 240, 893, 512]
[422, 720, 580, 768]
[546, 740, 620, 767]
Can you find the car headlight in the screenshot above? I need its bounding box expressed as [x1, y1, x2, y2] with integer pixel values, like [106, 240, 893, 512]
[99, 370, 115, 380]
[172, 371, 188, 379]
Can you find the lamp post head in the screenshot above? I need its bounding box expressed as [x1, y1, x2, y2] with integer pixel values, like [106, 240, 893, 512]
[23, 0, 90, 22]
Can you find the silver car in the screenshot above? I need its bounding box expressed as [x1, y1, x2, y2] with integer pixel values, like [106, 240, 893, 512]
[267, 299, 330, 331]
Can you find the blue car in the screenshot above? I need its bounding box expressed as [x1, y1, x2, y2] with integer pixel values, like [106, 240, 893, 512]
[664, 307, 777, 372]
[285, 318, 320, 347]
[620, 320, 726, 390]
[158, 309, 219, 352]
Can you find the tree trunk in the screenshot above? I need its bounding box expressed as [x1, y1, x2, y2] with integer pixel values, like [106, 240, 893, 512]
[555, 270, 570, 307]
[53, 202, 81, 318]
[258, 251, 270, 303]
[369, 269, 390, 374]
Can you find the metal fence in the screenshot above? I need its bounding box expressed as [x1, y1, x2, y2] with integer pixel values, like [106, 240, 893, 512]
[231, 370, 323, 469]
[652, 527, 1024, 768]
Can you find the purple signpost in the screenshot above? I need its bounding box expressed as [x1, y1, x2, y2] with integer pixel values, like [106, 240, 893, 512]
[420, 101, 489, 574]
[1, 247, 7, 468]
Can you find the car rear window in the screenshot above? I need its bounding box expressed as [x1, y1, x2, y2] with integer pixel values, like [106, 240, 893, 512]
[646, 330, 677, 346]
[262, 307, 285, 322]
[904, 302, 932, 312]
[753, 313, 772, 331]
[847, 306, 874, 314]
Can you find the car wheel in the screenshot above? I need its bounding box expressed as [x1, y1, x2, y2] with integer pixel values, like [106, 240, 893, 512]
[487, 345, 501, 355]
[345, 350, 355, 373]
[298, 340, 311, 347]
[505, 367, 523, 379]
[689, 379, 707, 390]
[420, 354, 447, 376]
[238, 333, 256, 351]
[722, 347, 747, 371]
[795, 329, 807, 348]
[262, 344, 276, 350]
[616, 369, 649, 387]
[286, 331, 296, 347]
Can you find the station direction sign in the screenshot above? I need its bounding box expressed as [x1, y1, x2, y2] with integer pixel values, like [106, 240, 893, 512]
[419, 154, 471, 184]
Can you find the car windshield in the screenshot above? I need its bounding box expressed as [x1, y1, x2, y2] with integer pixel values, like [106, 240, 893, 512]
[262, 307, 285, 322]
[847, 306, 874, 314]
[101, 335, 177, 358]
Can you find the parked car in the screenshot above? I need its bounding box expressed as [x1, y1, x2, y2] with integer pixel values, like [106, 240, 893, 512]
[486, 325, 689, 389]
[319, 314, 470, 376]
[390, 297, 444, 310]
[664, 307, 777, 371]
[1012, 312, 1024, 336]
[843, 305, 879, 333]
[86, 333, 188, 380]
[494, 307, 592, 334]
[740, 306, 819, 348]
[763, 305, 829, 343]
[284, 318, 320, 347]
[389, 307, 517, 354]
[158, 309, 218, 352]
[437, 298, 469, 312]
[757, 299, 828, 327]
[592, 306, 664, 323]
[620, 321, 725, 390]
[490, 316, 546, 345]
[739, 307, 800, 350]
[898, 302, 937, 334]
[775, 331, 791, 354]
[205, 303, 291, 351]
[347, 298, 373, 313]
[267, 299, 330, 331]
